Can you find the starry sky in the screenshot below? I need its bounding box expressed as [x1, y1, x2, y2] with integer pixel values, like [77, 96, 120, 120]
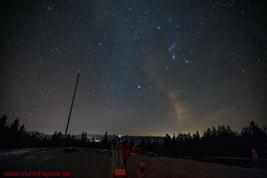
[1, 0, 267, 136]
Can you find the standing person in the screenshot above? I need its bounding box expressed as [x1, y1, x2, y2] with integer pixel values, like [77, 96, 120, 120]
[251, 148, 259, 165]
[137, 160, 145, 178]
[251, 147, 265, 174]
[120, 141, 131, 169]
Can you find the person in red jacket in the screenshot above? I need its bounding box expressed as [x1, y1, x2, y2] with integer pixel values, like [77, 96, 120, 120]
[138, 160, 145, 173]
[137, 160, 145, 178]
[251, 148, 259, 164]
[120, 141, 131, 169]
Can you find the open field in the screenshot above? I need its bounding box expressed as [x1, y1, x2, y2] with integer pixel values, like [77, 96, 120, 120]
[0, 148, 266, 178]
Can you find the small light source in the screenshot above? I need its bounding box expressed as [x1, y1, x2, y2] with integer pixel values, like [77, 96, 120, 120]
[118, 134, 122, 138]
[114, 169, 126, 177]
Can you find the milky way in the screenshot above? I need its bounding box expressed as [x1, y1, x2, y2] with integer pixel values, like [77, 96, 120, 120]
[1, 0, 267, 136]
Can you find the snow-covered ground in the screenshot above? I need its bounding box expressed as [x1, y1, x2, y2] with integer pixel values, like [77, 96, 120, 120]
[1, 148, 265, 178]
[0, 149, 33, 159]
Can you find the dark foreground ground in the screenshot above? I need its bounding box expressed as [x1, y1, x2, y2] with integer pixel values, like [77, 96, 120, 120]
[0, 148, 266, 178]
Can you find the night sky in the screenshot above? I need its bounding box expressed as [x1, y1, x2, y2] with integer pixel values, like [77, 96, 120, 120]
[1, 0, 267, 136]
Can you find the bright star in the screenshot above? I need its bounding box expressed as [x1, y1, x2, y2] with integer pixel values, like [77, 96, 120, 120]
[172, 54, 176, 60]
[47, 6, 52, 11]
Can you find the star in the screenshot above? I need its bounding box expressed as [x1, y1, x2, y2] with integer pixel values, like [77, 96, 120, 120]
[168, 43, 178, 61]
[172, 54, 176, 60]
[183, 59, 191, 64]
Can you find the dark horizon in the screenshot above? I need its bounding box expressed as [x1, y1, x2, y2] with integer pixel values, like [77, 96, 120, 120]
[2, 114, 266, 138]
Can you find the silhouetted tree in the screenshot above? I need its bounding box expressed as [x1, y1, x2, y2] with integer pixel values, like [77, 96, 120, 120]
[81, 131, 88, 146]
[101, 131, 110, 149]
[140, 138, 146, 153]
[0, 115, 9, 148]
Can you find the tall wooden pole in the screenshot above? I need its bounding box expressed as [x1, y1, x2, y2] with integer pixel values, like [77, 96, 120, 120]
[65, 72, 80, 136]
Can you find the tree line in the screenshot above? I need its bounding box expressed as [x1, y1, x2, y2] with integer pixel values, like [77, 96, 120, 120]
[0, 115, 108, 149]
[1, 114, 267, 159]
[138, 121, 267, 158]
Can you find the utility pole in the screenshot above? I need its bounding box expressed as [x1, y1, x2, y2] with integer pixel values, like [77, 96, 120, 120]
[65, 72, 80, 136]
